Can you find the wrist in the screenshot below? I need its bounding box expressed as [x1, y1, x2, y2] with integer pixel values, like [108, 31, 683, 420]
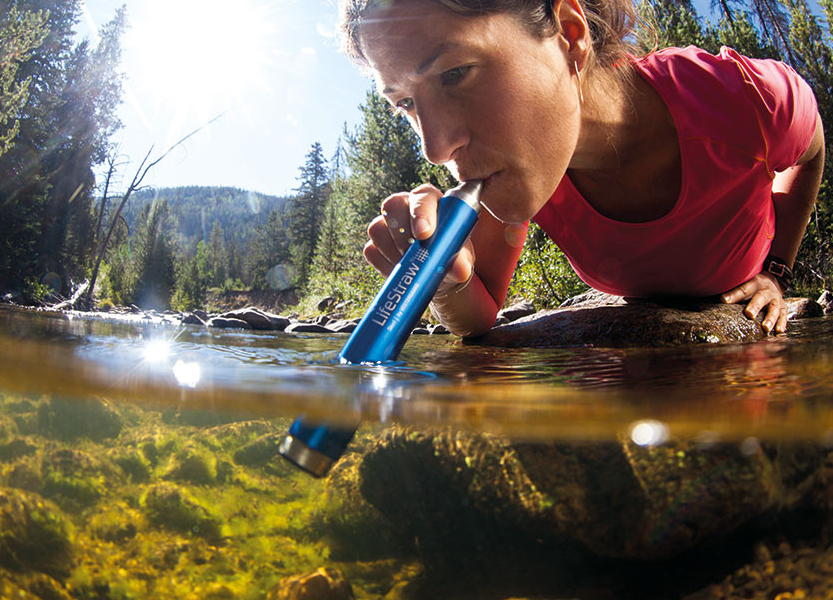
[762, 255, 793, 292]
[432, 269, 475, 300]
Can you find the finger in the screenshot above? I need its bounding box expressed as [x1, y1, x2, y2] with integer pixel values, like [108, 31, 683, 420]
[408, 184, 442, 240]
[381, 194, 414, 254]
[743, 291, 770, 321]
[367, 215, 403, 267]
[775, 306, 789, 334]
[761, 301, 781, 334]
[447, 240, 476, 284]
[437, 240, 476, 295]
[721, 280, 756, 304]
[363, 240, 395, 278]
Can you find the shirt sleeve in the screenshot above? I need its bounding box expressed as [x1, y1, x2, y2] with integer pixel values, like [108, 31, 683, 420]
[719, 46, 818, 175]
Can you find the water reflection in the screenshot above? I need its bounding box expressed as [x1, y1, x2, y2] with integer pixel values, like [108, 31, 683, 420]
[2, 305, 833, 443]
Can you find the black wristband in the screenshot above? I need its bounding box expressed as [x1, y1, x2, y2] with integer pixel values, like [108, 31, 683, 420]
[763, 255, 793, 291]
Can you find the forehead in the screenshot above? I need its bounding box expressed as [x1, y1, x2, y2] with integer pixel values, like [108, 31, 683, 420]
[357, 3, 514, 89]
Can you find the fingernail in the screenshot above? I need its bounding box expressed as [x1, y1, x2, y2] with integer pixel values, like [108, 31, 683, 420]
[414, 217, 430, 237]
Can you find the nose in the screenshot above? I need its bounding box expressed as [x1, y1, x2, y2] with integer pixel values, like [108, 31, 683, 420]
[414, 97, 469, 165]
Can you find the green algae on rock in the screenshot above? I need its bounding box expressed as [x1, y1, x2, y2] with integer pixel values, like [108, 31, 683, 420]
[37, 397, 123, 442]
[357, 426, 830, 565]
[164, 445, 218, 485]
[141, 482, 223, 541]
[0, 487, 74, 578]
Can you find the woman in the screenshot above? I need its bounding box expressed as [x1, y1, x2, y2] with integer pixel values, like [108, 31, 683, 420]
[340, 0, 825, 337]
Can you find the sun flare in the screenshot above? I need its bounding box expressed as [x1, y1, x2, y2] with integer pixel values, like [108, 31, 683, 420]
[125, 0, 276, 127]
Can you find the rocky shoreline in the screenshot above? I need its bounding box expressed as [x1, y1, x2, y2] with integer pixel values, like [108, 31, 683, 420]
[77, 288, 832, 347]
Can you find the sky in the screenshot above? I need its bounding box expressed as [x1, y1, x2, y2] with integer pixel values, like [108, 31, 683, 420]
[79, 0, 372, 198]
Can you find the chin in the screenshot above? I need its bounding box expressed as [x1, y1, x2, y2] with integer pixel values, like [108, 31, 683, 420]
[482, 202, 532, 225]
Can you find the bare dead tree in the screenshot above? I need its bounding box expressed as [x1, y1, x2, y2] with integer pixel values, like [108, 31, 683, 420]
[81, 114, 225, 309]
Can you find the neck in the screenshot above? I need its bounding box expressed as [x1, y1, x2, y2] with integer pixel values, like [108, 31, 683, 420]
[569, 65, 648, 173]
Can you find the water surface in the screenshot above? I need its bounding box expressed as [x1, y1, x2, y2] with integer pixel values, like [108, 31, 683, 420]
[1, 305, 832, 600]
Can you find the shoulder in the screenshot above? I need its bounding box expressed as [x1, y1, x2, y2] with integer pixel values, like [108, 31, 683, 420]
[634, 45, 811, 95]
[634, 46, 818, 170]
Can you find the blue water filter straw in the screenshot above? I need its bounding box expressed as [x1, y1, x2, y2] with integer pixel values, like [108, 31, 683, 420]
[278, 180, 483, 477]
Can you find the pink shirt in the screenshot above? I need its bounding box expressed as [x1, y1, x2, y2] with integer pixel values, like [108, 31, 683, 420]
[532, 46, 818, 297]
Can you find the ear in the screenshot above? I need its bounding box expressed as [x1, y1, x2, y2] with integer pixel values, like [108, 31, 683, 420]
[553, 0, 591, 70]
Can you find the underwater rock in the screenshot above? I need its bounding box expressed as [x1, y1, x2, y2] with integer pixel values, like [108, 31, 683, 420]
[268, 566, 355, 600]
[163, 446, 217, 484]
[88, 504, 139, 542]
[40, 449, 112, 508]
[0, 487, 74, 578]
[0, 438, 38, 461]
[313, 444, 410, 561]
[141, 482, 222, 541]
[0, 570, 71, 600]
[357, 427, 569, 571]
[357, 427, 814, 565]
[473, 299, 767, 347]
[37, 397, 123, 442]
[113, 451, 152, 482]
[233, 433, 283, 466]
[684, 539, 833, 600]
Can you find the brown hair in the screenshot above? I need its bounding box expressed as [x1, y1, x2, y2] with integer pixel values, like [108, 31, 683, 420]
[339, 0, 638, 73]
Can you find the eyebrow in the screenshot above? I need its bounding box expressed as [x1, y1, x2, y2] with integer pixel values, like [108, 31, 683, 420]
[381, 42, 459, 95]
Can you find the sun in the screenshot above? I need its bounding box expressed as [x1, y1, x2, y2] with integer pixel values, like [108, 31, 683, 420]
[124, 0, 276, 130]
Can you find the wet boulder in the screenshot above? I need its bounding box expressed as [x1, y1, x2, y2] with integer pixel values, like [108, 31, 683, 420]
[182, 313, 206, 326]
[37, 397, 123, 442]
[163, 445, 217, 484]
[39, 448, 116, 509]
[233, 433, 283, 466]
[219, 307, 289, 330]
[474, 297, 767, 347]
[141, 482, 222, 541]
[206, 316, 252, 329]
[0, 487, 74, 578]
[497, 299, 537, 322]
[285, 322, 333, 333]
[356, 427, 819, 567]
[786, 297, 825, 319]
[267, 567, 355, 600]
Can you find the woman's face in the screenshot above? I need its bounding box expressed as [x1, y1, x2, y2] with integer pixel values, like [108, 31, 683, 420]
[358, 1, 582, 223]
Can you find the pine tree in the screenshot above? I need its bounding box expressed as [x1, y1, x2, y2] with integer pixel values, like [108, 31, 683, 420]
[0, 6, 48, 158]
[287, 142, 330, 288]
[207, 220, 227, 287]
[246, 207, 292, 290]
[0, 1, 124, 294]
[130, 201, 175, 309]
[304, 89, 427, 306]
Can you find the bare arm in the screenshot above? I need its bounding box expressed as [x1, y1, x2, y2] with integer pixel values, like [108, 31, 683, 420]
[721, 113, 825, 333]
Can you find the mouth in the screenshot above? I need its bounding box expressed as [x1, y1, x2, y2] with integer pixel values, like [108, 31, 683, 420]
[482, 171, 500, 190]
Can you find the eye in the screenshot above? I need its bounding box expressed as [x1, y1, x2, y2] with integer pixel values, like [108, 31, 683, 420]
[440, 65, 472, 86]
[395, 97, 414, 113]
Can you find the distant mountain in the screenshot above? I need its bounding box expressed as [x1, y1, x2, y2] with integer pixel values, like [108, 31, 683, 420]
[123, 186, 289, 248]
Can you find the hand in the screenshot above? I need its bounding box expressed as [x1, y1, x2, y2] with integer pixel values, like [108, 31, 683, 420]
[363, 184, 476, 294]
[721, 272, 788, 334]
